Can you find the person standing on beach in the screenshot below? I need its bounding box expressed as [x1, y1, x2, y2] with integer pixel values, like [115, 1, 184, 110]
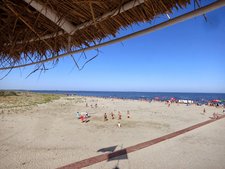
[85, 112, 89, 118]
[80, 115, 84, 123]
[127, 110, 130, 118]
[117, 122, 121, 128]
[118, 111, 122, 120]
[104, 113, 108, 121]
[213, 112, 218, 119]
[168, 100, 171, 107]
[203, 108, 206, 114]
[111, 112, 114, 119]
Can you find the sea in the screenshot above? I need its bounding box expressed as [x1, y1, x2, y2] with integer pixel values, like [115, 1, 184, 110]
[30, 90, 225, 103]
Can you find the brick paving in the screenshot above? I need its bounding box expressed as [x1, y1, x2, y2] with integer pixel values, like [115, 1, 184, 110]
[58, 115, 225, 169]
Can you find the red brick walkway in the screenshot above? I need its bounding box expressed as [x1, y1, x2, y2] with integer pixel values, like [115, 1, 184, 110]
[58, 115, 225, 169]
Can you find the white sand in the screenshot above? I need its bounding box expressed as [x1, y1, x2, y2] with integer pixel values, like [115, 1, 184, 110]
[0, 96, 224, 169]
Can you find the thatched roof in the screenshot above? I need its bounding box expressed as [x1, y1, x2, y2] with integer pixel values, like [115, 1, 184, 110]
[1, 0, 191, 69]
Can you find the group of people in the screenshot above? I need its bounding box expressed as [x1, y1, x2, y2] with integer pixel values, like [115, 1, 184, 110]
[104, 111, 130, 122]
[76, 112, 90, 123]
[212, 112, 220, 119]
[203, 108, 224, 120]
[86, 103, 98, 108]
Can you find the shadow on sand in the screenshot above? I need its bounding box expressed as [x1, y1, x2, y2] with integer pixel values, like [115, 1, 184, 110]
[97, 145, 128, 169]
[97, 145, 117, 153]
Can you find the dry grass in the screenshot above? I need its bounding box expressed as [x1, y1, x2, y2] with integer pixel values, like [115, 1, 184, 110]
[0, 91, 61, 110]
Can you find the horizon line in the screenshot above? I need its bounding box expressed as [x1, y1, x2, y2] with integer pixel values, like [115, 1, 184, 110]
[1, 89, 225, 94]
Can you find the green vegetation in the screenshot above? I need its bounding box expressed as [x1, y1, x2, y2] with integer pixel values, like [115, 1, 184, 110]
[0, 91, 18, 96]
[0, 91, 61, 109]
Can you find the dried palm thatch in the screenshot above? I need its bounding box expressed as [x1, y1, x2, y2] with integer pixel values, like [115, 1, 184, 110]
[0, 0, 193, 69]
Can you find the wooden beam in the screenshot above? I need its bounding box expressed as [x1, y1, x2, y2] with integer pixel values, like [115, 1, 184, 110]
[24, 0, 75, 34]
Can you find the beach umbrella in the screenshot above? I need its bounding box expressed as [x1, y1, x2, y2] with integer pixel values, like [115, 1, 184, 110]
[212, 99, 221, 103]
[154, 97, 160, 100]
[170, 97, 176, 101]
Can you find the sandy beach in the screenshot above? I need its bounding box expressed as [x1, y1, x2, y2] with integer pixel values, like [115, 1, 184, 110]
[0, 93, 225, 169]
[1, 1, 225, 169]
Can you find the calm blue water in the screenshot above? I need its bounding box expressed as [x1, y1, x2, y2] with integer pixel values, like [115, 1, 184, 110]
[30, 90, 225, 103]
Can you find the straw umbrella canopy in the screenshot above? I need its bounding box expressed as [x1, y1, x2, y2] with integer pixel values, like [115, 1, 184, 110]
[0, 0, 225, 70]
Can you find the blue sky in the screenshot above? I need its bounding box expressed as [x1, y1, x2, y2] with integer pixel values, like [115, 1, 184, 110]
[0, 0, 225, 93]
